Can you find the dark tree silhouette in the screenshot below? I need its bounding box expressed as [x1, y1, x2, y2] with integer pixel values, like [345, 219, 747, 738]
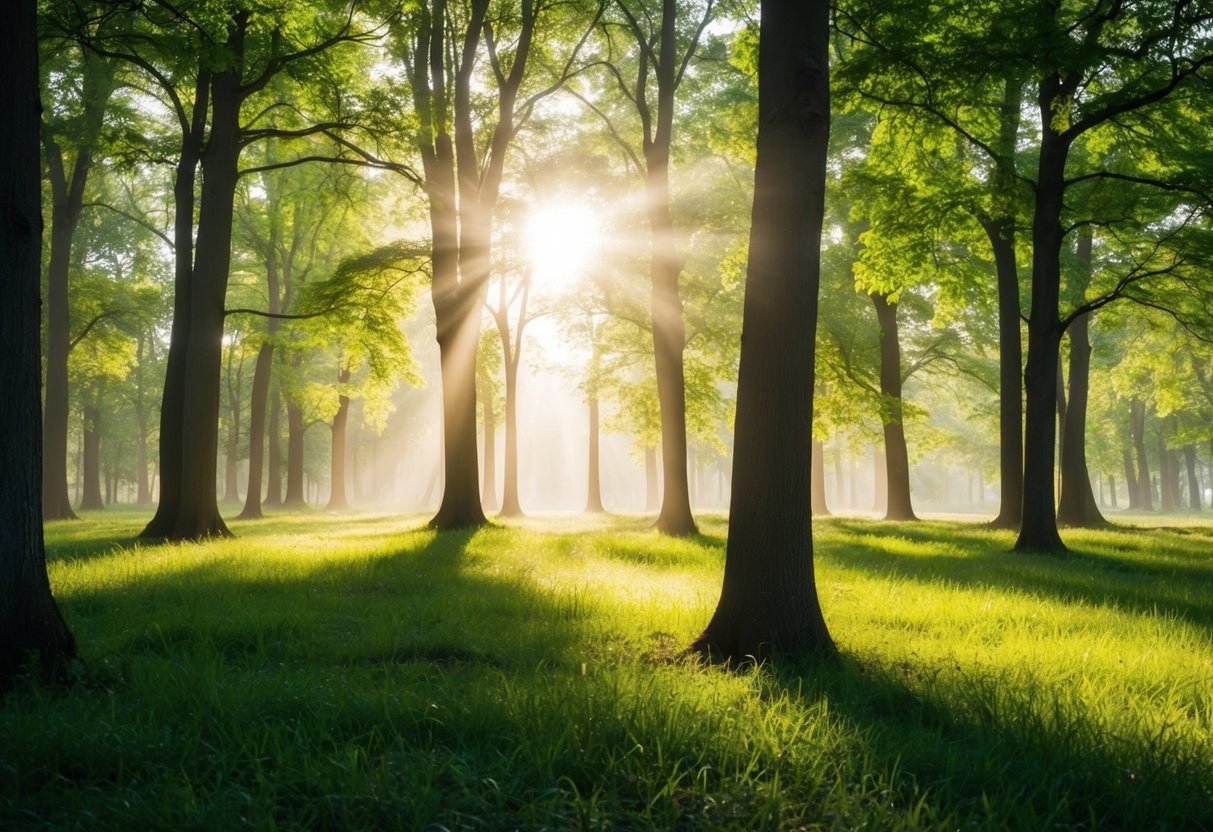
[0, 0, 77, 685]
[693, 0, 834, 662]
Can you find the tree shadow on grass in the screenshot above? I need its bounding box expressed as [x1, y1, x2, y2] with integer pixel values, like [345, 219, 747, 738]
[821, 519, 1213, 634]
[758, 652, 1213, 829]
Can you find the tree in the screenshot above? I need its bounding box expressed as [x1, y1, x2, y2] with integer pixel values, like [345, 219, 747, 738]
[694, 0, 833, 661]
[0, 0, 77, 684]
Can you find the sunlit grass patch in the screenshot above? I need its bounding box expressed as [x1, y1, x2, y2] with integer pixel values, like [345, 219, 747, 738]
[3, 512, 1212, 829]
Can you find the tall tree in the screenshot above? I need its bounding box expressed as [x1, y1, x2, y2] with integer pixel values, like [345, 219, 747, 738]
[0, 0, 77, 684]
[694, 0, 833, 661]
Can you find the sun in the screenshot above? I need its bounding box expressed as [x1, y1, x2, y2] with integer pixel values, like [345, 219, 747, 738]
[524, 203, 599, 291]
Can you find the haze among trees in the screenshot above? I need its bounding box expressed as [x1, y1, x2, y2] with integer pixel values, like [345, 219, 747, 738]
[4, 0, 1213, 825]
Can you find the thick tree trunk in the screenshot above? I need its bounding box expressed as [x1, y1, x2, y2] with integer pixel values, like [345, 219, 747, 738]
[871, 292, 917, 521]
[141, 66, 210, 540]
[42, 211, 79, 520]
[585, 393, 605, 513]
[1014, 98, 1067, 552]
[694, 0, 834, 662]
[79, 405, 104, 511]
[811, 438, 829, 516]
[0, 0, 77, 683]
[1185, 445, 1201, 511]
[326, 368, 350, 511]
[1130, 398, 1153, 511]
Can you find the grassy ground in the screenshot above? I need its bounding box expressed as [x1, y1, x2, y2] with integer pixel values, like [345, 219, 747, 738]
[3, 509, 1213, 830]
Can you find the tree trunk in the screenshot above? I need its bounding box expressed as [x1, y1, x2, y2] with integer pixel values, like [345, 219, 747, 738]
[645, 445, 659, 512]
[223, 368, 241, 504]
[79, 405, 104, 511]
[283, 389, 306, 509]
[832, 442, 844, 509]
[236, 342, 273, 519]
[871, 292, 917, 521]
[479, 368, 498, 512]
[1130, 398, 1153, 511]
[873, 446, 888, 514]
[326, 368, 351, 511]
[1185, 445, 1201, 511]
[694, 0, 834, 662]
[811, 438, 829, 516]
[264, 383, 283, 507]
[1123, 446, 1140, 509]
[499, 338, 523, 517]
[585, 393, 605, 513]
[1014, 94, 1067, 552]
[0, 0, 77, 683]
[134, 336, 152, 505]
[140, 66, 210, 540]
[1159, 434, 1176, 512]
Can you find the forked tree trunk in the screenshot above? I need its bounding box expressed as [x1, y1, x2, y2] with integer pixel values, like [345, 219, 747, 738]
[871, 292, 917, 521]
[694, 0, 834, 662]
[0, 0, 77, 683]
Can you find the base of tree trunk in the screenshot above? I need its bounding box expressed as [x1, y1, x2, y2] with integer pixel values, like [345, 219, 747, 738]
[234, 506, 263, 520]
[986, 512, 1020, 530]
[0, 615, 77, 691]
[429, 504, 488, 531]
[653, 508, 697, 536]
[279, 497, 307, 511]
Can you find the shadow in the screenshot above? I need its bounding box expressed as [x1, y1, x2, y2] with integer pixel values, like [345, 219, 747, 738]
[755, 652, 1213, 829]
[819, 519, 1213, 635]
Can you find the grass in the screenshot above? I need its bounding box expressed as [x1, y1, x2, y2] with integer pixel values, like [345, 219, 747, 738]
[3, 508, 1213, 830]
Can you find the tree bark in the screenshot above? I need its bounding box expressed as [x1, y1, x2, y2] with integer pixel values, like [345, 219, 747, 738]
[1159, 434, 1176, 512]
[871, 292, 917, 521]
[222, 345, 242, 504]
[694, 0, 834, 662]
[1122, 445, 1140, 509]
[79, 404, 104, 511]
[264, 383, 283, 507]
[498, 320, 523, 517]
[0, 0, 77, 683]
[283, 384, 306, 509]
[645, 445, 659, 512]
[236, 342, 273, 518]
[811, 438, 829, 516]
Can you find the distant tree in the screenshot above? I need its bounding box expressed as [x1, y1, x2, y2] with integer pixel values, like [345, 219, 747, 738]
[694, 0, 833, 661]
[0, 0, 77, 684]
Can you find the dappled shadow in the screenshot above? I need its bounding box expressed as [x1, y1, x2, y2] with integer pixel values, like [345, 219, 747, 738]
[820, 519, 1213, 635]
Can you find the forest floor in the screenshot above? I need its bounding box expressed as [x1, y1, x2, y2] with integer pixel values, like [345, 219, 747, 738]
[4, 509, 1213, 830]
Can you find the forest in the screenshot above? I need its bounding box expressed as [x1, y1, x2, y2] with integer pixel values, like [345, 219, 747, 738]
[3, 0, 1213, 828]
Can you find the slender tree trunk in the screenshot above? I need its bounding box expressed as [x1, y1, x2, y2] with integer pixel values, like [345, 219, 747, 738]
[223, 369, 241, 504]
[694, 0, 834, 661]
[871, 292, 917, 521]
[1056, 229, 1104, 527]
[1159, 434, 1176, 512]
[832, 443, 844, 509]
[326, 367, 351, 511]
[585, 394, 605, 513]
[499, 347, 523, 517]
[264, 384, 283, 507]
[283, 391, 306, 509]
[1123, 446, 1139, 509]
[479, 367, 498, 512]
[873, 446, 888, 514]
[237, 342, 273, 518]
[1108, 474, 1117, 508]
[79, 405, 104, 511]
[0, 0, 77, 682]
[1131, 398, 1153, 511]
[1185, 445, 1201, 511]
[811, 438, 829, 516]
[134, 336, 153, 505]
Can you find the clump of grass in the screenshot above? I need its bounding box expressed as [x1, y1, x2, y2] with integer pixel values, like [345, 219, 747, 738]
[2, 509, 1212, 829]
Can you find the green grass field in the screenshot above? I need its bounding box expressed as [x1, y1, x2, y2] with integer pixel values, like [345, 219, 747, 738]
[4, 510, 1213, 830]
